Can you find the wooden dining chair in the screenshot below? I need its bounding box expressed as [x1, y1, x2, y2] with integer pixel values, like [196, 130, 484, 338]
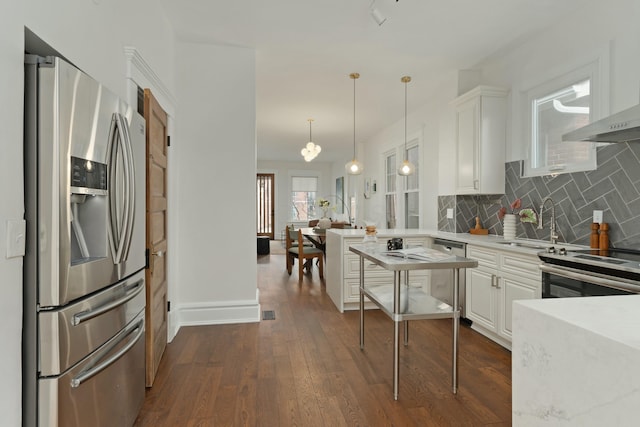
[285, 226, 324, 281]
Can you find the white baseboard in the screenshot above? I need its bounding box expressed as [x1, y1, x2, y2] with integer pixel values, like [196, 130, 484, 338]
[169, 290, 261, 338]
[167, 310, 180, 343]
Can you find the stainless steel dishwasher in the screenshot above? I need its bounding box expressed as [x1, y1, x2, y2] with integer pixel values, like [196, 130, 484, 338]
[430, 238, 468, 319]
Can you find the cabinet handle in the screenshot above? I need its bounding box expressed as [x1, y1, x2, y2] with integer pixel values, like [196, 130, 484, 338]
[491, 274, 501, 288]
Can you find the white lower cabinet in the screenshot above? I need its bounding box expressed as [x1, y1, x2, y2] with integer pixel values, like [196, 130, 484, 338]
[326, 231, 432, 312]
[466, 265, 498, 331]
[465, 244, 540, 349]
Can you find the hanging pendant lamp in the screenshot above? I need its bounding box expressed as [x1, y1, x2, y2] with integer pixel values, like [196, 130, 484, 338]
[398, 76, 415, 176]
[301, 118, 321, 162]
[345, 72, 363, 175]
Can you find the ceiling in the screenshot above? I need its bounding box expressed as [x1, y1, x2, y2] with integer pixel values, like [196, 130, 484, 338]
[160, 0, 586, 163]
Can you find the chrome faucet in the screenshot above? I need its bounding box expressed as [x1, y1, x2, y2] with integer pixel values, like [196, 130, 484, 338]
[537, 196, 558, 244]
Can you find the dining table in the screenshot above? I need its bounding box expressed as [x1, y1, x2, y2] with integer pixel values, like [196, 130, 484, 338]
[299, 227, 327, 252]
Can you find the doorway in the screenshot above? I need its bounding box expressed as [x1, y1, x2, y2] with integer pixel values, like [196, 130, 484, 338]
[257, 173, 275, 239]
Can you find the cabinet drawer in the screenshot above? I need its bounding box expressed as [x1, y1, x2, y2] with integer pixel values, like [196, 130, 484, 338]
[500, 252, 540, 280]
[402, 237, 430, 248]
[345, 278, 362, 301]
[345, 254, 429, 279]
[345, 254, 393, 278]
[466, 245, 498, 268]
[346, 277, 395, 301]
[345, 276, 428, 302]
[344, 239, 364, 254]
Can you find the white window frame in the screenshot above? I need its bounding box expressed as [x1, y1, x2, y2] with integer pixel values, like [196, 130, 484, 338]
[523, 58, 607, 177]
[384, 150, 397, 229]
[384, 134, 421, 229]
[290, 175, 319, 221]
[402, 138, 420, 229]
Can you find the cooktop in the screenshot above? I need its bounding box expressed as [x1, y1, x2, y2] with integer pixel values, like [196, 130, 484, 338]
[539, 247, 640, 278]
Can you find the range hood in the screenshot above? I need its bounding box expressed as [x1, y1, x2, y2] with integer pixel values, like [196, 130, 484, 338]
[562, 103, 640, 143]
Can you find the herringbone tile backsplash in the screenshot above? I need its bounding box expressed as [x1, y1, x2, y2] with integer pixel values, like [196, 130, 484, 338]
[438, 142, 640, 249]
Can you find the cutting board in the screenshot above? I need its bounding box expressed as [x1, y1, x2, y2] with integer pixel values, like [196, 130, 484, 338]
[470, 228, 489, 235]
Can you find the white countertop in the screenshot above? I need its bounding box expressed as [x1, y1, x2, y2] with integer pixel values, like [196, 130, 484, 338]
[326, 228, 588, 256]
[512, 295, 640, 425]
[349, 243, 478, 271]
[516, 295, 640, 349]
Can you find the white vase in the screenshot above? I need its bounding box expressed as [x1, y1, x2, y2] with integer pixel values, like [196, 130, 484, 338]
[503, 214, 517, 240]
[317, 217, 332, 229]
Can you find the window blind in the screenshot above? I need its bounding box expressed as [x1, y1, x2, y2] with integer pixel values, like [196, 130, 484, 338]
[292, 176, 317, 192]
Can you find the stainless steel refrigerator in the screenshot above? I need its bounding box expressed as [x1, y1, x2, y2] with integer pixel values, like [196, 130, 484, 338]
[23, 55, 146, 427]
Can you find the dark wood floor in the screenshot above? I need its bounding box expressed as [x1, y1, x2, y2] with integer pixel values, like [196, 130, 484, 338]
[134, 246, 512, 426]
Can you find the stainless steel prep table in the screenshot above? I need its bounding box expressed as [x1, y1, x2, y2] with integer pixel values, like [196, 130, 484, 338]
[350, 243, 478, 400]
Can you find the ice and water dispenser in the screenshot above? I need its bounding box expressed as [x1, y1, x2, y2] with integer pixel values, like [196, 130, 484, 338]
[69, 156, 108, 265]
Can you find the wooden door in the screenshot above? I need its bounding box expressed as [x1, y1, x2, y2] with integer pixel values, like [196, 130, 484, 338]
[256, 173, 275, 239]
[144, 89, 168, 387]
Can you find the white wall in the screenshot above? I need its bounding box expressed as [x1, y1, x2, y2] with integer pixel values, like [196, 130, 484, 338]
[359, 0, 640, 228]
[1, 1, 175, 425]
[360, 72, 456, 229]
[258, 160, 336, 236]
[173, 42, 259, 325]
[477, 0, 640, 162]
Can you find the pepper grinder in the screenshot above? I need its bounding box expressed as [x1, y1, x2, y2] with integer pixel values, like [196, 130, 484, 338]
[590, 223, 600, 249]
[599, 222, 609, 252]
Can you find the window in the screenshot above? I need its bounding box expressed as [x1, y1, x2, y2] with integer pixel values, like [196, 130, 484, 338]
[523, 59, 604, 177]
[385, 139, 420, 229]
[385, 152, 397, 228]
[403, 144, 419, 229]
[291, 176, 318, 220]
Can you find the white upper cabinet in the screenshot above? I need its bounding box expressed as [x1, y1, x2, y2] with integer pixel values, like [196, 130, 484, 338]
[452, 86, 508, 194]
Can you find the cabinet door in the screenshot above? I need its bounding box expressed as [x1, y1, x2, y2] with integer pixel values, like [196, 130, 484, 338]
[498, 275, 538, 340]
[466, 266, 497, 332]
[455, 98, 479, 193]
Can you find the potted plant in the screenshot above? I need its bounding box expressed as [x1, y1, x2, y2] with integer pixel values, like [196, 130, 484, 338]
[498, 198, 537, 239]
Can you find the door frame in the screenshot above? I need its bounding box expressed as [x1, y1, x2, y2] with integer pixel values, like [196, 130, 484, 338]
[125, 47, 179, 342]
[257, 173, 275, 239]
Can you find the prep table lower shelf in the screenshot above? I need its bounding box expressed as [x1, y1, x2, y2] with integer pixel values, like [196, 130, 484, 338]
[361, 283, 455, 321]
[350, 243, 478, 400]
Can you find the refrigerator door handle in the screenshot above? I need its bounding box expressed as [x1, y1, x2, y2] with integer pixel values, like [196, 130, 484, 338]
[71, 279, 144, 326]
[116, 113, 136, 262]
[106, 115, 122, 263]
[107, 113, 133, 264]
[70, 318, 144, 388]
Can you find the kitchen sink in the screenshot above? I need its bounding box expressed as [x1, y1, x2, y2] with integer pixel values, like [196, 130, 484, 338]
[495, 241, 550, 250]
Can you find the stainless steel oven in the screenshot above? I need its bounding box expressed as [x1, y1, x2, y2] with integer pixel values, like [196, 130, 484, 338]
[539, 248, 640, 298]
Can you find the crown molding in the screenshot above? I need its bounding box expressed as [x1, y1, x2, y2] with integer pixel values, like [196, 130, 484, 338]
[123, 46, 176, 116]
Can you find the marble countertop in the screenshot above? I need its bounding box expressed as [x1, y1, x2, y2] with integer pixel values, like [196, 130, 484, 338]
[515, 295, 640, 350]
[512, 295, 640, 425]
[326, 228, 588, 256]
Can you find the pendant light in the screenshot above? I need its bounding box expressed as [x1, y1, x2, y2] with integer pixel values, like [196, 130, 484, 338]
[398, 76, 415, 176]
[301, 118, 321, 162]
[345, 72, 363, 175]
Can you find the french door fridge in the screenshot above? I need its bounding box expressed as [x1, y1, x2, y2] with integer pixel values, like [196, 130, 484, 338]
[23, 55, 147, 427]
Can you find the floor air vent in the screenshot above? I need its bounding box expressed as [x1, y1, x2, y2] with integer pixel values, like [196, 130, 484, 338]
[262, 310, 276, 320]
